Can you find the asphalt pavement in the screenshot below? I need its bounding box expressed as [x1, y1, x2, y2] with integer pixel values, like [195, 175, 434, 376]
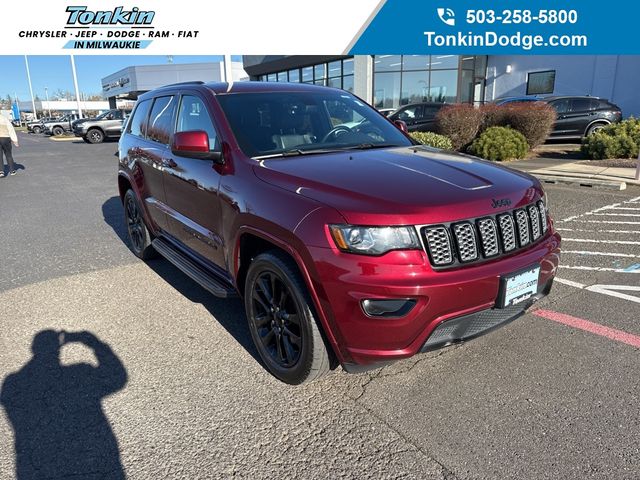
[0, 133, 638, 479]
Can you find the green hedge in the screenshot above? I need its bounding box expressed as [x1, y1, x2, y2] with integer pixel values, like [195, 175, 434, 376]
[581, 118, 640, 159]
[409, 131, 454, 150]
[469, 127, 529, 162]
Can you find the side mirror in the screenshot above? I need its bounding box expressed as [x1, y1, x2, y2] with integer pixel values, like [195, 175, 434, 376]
[172, 130, 223, 163]
[393, 119, 408, 133]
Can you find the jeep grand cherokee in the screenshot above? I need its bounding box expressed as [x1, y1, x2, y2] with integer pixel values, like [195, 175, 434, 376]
[117, 81, 561, 384]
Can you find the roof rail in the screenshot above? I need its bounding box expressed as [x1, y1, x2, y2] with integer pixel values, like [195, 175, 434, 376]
[162, 81, 205, 87]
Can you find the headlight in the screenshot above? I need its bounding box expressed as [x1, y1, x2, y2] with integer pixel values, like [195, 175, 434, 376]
[329, 225, 420, 255]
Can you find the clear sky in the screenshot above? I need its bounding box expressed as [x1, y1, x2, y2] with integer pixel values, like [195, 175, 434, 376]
[0, 55, 242, 101]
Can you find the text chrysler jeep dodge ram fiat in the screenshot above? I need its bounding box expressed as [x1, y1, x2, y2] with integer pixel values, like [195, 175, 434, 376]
[117, 81, 561, 384]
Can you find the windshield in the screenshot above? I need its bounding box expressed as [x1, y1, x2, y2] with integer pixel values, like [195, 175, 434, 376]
[216, 91, 412, 158]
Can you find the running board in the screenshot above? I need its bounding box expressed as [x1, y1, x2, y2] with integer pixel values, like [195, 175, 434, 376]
[152, 238, 238, 298]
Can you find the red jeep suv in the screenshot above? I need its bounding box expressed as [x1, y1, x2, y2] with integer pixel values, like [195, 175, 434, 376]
[118, 81, 561, 384]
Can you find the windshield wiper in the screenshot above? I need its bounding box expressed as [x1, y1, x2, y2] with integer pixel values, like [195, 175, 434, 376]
[255, 148, 343, 159]
[339, 143, 397, 150]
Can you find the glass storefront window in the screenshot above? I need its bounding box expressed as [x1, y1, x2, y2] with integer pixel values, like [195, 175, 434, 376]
[314, 63, 326, 83]
[402, 55, 429, 71]
[327, 77, 341, 89]
[459, 69, 474, 104]
[277, 71, 287, 82]
[302, 66, 313, 83]
[328, 60, 342, 78]
[430, 55, 458, 70]
[288, 69, 300, 82]
[343, 58, 354, 76]
[400, 71, 429, 105]
[373, 71, 401, 108]
[267, 73, 276, 82]
[428, 70, 458, 103]
[374, 55, 402, 72]
[343, 75, 354, 93]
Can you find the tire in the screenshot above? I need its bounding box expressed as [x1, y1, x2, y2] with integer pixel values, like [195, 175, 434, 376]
[52, 126, 64, 136]
[32, 126, 42, 134]
[86, 128, 105, 144]
[244, 251, 331, 384]
[586, 123, 607, 136]
[123, 189, 156, 260]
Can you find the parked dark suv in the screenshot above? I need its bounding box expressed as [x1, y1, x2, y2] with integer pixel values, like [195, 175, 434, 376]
[387, 102, 446, 132]
[544, 96, 622, 139]
[494, 95, 622, 139]
[118, 81, 560, 384]
[72, 109, 131, 144]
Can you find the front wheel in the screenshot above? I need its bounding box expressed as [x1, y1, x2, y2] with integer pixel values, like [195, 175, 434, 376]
[52, 126, 64, 136]
[244, 251, 331, 384]
[123, 189, 156, 260]
[86, 128, 105, 144]
[32, 126, 42, 134]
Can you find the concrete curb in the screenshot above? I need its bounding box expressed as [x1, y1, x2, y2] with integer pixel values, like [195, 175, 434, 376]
[532, 174, 627, 191]
[49, 136, 80, 142]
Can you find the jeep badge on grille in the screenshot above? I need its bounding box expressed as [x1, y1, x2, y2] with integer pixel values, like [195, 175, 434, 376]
[491, 198, 512, 208]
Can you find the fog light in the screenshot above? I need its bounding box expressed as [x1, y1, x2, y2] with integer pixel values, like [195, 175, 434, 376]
[361, 299, 416, 318]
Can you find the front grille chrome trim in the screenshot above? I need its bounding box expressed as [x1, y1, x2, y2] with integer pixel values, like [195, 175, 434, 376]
[418, 201, 548, 270]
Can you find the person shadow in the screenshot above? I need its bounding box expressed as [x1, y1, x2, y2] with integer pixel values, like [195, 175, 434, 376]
[0, 330, 127, 479]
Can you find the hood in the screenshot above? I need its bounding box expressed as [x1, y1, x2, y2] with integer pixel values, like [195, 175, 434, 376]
[252, 146, 541, 225]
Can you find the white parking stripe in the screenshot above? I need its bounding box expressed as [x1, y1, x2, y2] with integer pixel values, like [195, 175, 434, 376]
[590, 213, 640, 217]
[578, 220, 640, 225]
[563, 250, 640, 258]
[555, 278, 640, 304]
[556, 228, 640, 234]
[606, 207, 640, 211]
[561, 265, 640, 273]
[562, 238, 640, 245]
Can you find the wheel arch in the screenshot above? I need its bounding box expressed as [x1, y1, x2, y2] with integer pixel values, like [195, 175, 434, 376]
[234, 227, 345, 364]
[584, 119, 611, 135]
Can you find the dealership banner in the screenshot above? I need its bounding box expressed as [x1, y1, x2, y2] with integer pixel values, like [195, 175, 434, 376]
[1, 0, 637, 54]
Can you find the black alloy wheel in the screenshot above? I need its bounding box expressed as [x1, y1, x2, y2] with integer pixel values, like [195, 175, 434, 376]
[251, 269, 303, 368]
[123, 189, 155, 260]
[87, 128, 105, 144]
[245, 252, 331, 384]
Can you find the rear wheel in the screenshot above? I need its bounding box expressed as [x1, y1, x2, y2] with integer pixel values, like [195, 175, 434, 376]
[86, 128, 105, 144]
[586, 123, 607, 136]
[244, 251, 331, 384]
[52, 126, 64, 136]
[123, 189, 156, 260]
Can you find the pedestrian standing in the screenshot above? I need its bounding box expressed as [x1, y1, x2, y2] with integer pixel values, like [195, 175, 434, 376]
[0, 115, 19, 177]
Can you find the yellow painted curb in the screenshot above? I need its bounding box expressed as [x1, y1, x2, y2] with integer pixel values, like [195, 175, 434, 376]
[49, 136, 81, 142]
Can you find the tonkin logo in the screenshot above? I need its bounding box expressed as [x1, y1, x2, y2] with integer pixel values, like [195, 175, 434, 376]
[65, 6, 155, 25]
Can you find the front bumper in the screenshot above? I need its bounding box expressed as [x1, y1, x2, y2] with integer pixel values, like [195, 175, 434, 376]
[307, 231, 561, 368]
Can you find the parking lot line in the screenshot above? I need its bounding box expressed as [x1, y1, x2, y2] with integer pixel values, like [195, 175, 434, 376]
[560, 265, 640, 273]
[533, 309, 640, 348]
[577, 220, 640, 225]
[562, 250, 640, 258]
[556, 227, 640, 234]
[561, 238, 640, 245]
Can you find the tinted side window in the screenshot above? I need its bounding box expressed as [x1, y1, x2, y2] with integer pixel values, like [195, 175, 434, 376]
[549, 99, 569, 114]
[147, 96, 177, 145]
[176, 95, 218, 151]
[128, 99, 152, 137]
[570, 98, 593, 113]
[397, 105, 422, 122]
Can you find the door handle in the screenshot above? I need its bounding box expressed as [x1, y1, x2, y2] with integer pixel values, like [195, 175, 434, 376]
[161, 158, 177, 168]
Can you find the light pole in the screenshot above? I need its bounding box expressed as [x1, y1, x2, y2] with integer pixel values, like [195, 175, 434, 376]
[45, 87, 52, 117]
[24, 55, 38, 120]
[69, 55, 83, 118]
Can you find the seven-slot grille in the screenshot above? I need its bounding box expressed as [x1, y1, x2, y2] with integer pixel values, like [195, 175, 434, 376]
[422, 201, 548, 268]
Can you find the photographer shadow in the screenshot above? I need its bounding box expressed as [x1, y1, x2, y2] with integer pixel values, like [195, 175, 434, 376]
[0, 330, 127, 479]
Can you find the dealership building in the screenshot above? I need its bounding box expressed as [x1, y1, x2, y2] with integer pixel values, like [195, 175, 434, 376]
[243, 55, 640, 117]
[101, 60, 247, 108]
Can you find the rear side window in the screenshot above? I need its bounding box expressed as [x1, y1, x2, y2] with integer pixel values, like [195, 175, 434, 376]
[128, 99, 152, 138]
[147, 96, 177, 145]
[549, 99, 570, 114]
[570, 98, 594, 112]
[176, 95, 218, 151]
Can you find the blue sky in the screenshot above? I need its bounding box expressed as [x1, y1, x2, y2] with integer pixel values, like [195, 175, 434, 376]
[0, 55, 242, 101]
